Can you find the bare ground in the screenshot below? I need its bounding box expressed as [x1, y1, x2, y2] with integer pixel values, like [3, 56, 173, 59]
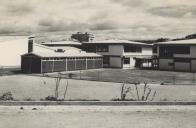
[0, 105, 196, 128]
[0, 75, 196, 101]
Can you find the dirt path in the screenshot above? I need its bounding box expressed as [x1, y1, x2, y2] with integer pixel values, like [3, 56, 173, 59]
[0, 105, 196, 128]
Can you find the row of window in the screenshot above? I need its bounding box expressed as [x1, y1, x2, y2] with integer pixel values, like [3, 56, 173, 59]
[124, 46, 142, 53]
[159, 46, 190, 57]
[95, 45, 142, 53]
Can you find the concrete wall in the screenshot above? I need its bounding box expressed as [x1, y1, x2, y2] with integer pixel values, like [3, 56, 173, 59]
[190, 46, 196, 58]
[191, 60, 196, 72]
[159, 59, 174, 70]
[109, 45, 124, 55]
[110, 57, 122, 68]
[174, 62, 190, 72]
[141, 47, 153, 55]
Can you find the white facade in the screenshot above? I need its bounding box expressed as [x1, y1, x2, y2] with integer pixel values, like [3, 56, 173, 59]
[93, 42, 153, 69]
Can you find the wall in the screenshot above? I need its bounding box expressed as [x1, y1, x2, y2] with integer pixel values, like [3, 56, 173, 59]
[110, 57, 122, 68]
[190, 46, 196, 58]
[174, 62, 190, 72]
[159, 59, 174, 70]
[191, 60, 196, 72]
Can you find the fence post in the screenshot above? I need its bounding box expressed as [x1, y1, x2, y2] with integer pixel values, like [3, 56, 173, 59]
[80, 70, 81, 80]
[173, 75, 175, 85]
[97, 70, 100, 81]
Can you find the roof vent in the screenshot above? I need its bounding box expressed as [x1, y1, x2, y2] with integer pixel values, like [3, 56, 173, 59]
[55, 49, 65, 52]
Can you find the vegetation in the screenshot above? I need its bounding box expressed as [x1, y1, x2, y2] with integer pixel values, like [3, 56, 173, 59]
[119, 82, 157, 101]
[0, 92, 14, 101]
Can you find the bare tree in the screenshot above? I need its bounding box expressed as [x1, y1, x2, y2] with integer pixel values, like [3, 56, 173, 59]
[119, 82, 157, 101]
[63, 80, 69, 100]
[120, 83, 131, 101]
[54, 73, 62, 99]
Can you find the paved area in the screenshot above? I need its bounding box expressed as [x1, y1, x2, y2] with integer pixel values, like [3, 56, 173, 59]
[0, 105, 196, 128]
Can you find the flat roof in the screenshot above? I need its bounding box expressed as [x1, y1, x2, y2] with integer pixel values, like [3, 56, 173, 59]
[155, 39, 196, 45]
[83, 39, 152, 46]
[22, 51, 102, 58]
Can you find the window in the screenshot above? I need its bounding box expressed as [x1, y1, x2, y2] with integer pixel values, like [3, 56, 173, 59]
[124, 45, 142, 53]
[159, 46, 190, 57]
[103, 56, 110, 64]
[124, 58, 130, 64]
[96, 45, 108, 52]
[153, 46, 157, 53]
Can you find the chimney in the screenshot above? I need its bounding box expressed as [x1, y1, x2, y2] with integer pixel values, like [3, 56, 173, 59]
[28, 36, 35, 53]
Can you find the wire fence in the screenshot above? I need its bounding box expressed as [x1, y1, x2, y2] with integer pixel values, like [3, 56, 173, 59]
[43, 69, 196, 85]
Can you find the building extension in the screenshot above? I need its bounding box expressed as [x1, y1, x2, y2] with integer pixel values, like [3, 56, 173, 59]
[21, 37, 102, 73]
[82, 39, 153, 69]
[153, 39, 196, 72]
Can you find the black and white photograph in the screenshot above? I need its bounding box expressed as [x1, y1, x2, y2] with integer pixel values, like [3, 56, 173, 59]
[0, 0, 196, 127]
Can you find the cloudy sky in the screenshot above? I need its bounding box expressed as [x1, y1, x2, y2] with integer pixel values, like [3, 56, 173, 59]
[0, 0, 196, 39]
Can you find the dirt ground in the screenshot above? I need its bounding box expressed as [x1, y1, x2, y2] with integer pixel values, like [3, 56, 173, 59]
[0, 105, 196, 128]
[0, 75, 196, 101]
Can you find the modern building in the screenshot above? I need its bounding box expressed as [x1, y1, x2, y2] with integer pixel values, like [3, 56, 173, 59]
[21, 38, 102, 73]
[82, 39, 153, 69]
[153, 39, 196, 72]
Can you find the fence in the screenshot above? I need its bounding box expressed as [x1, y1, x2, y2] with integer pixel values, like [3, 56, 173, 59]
[44, 69, 196, 85]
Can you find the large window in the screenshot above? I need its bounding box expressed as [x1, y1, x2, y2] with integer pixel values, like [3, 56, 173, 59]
[153, 46, 157, 53]
[124, 58, 130, 64]
[159, 46, 190, 57]
[96, 45, 109, 52]
[124, 45, 142, 53]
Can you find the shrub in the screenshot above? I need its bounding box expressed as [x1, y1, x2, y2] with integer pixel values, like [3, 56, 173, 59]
[24, 98, 34, 101]
[44, 96, 57, 101]
[0, 92, 14, 101]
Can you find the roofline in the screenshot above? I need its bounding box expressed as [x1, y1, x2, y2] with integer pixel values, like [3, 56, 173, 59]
[43, 44, 81, 46]
[21, 52, 102, 58]
[154, 43, 196, 46]
[82, 42, 152, 46]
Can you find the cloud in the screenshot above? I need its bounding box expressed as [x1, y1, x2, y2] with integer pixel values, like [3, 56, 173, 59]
[148, 5, 196, 18]
[0, 0, 195, 39]
[111, 0, 147, 8]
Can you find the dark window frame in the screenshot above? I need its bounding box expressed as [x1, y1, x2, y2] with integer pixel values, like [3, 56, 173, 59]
[159, 46, 190, 57]
[96, 45, 109, 52]
[124, 58, 130, 64]
[124, 45, 142, 53]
